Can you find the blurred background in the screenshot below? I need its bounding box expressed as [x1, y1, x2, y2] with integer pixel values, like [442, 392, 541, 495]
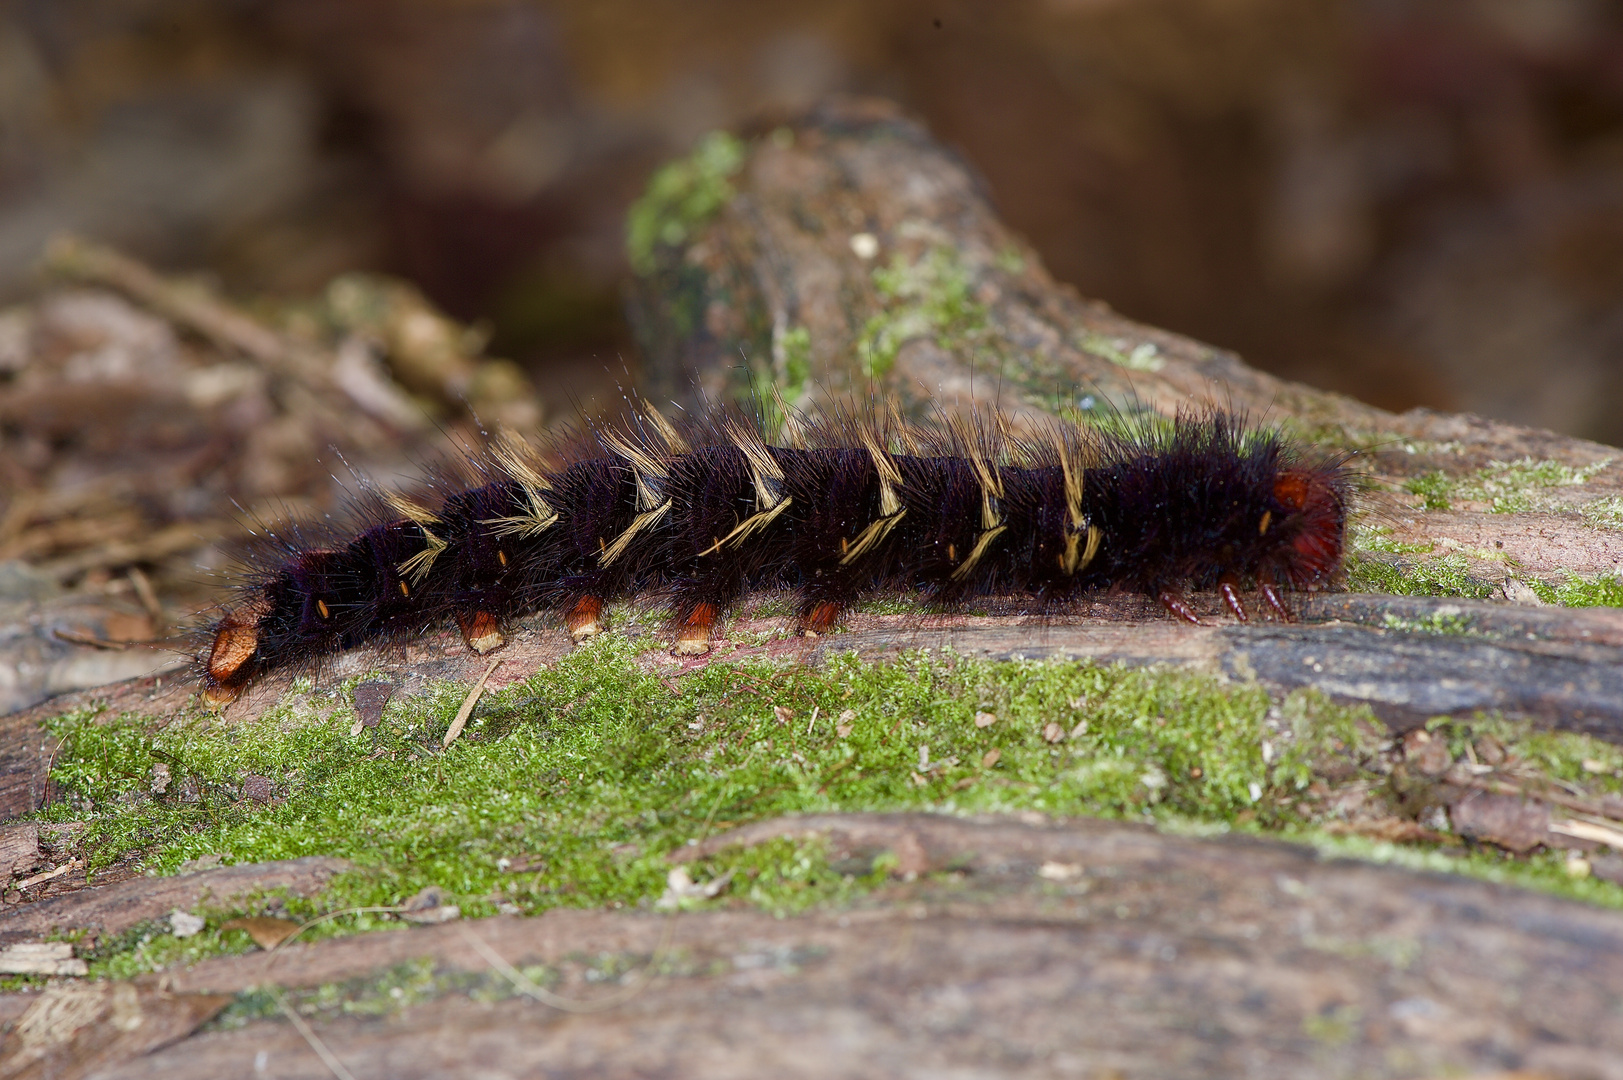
[2, 0, 1621, 437]
[2, 0, 1623, 710]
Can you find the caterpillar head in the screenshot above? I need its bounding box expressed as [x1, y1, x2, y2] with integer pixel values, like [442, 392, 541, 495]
[1269, 466, 1348, 588]
[200, 605, 265, 704]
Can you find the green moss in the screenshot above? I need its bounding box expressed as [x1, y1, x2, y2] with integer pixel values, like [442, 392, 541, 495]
[857, 248, 991, 379]
[995, 247, 1026, 275]
[626, 131, 747, 276]
[1076, 332, 1165, 373]
[1528, 571, 1623, 608]
[1470, 457, 1611, 513]
[38, 637, 1623, 978]
[1349, 555, 1621, 608]
[1581, 495, 1623, 529]
[212, 938, 752, 1032]
[1349, 526, 1434, 557]
[1271, 417, 1373, 457]
[1405, 457, 1612, 514]
[1304, 835, 1622, 909]
[1379, 612, 1477, 636]
[89, 920, 265, 981]
[1344, 553, 1496, 600]
[1302, 1004, 1361, 1046]
[1421, 714, 1623, 796]
[1403, 471, 1453, 512]
[41, 645, 1354, 926]
[750, 323, 813, 438]
[215, 957, 505, 1031]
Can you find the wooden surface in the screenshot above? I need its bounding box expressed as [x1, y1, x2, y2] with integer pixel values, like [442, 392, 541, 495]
[5, 812, 1613, 1080]
[0, 856, 349, 947]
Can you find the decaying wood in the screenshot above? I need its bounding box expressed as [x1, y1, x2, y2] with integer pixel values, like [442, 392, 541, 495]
[41, 235, 411, 445]
[7, 813, 1616, 1079]
[818, 604, 1623, 740]
[0, 856, 349, 947]
[0, 981, 231, 1080]
[0, 824, 39, 880]
[0, 240, 552, 727]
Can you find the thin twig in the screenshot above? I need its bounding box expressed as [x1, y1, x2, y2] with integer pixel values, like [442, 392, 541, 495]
[443, 657, 503, 748]
[1458, 774, 1623, 823]
[267, 906, 409, 956]
[42, 234, 407, 440]
[35, 521, 231, 581]
[46, 234, 298, 371]
[51, 628, 136, 651]
[127, 566, 165, 632]
[456, 917, 674, 1014]
[699, 745, 758, 838]
[269, 986, 359, 1080]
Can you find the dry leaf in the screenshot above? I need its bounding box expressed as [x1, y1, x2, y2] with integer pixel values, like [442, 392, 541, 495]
[1474, 735, 1507, 766]
[221, 915, 301, 949]
[656, 866, 735, 909]
[981, 748, 1001, 768]
[1042, 722, 1065, 744]
[1402, 729, 1453, 776]
[399, 883, 462, 924]
[0, 979, 231, 1077]
[353, 680, 394, 730]
[773, 705, 793, 724]
[1450, 792, 1550, 853]
[974, 711, 998, 728]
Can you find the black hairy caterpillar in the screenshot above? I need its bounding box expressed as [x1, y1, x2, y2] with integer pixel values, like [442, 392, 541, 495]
[199, 401, 1351, 702]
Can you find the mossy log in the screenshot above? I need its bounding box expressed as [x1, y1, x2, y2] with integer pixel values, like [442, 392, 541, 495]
[7, 97, 1623, 1080]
